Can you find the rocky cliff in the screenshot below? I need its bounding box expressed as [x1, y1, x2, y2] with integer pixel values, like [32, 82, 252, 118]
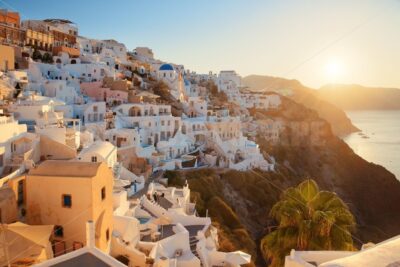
[242, 75, 359, 136]
[167, 96, 400, 266]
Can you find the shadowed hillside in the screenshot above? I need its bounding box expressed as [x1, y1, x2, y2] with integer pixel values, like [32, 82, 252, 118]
[166, 96, 400, 266]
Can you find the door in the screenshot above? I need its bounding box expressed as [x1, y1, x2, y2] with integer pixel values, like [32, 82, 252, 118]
[52, 240, 66, 256]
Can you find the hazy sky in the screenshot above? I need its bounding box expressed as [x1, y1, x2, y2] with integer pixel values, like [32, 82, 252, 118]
[4, 0, 400, 88]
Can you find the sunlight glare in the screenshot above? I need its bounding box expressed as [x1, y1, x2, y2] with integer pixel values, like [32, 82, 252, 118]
[325, 59, 344, 82]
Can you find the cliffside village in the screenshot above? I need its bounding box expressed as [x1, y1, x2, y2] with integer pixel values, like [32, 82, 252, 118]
[0, 9, 282, 267]
[2, 9, 397, 267]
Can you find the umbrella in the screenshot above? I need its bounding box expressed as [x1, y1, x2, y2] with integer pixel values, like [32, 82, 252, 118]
[225, 251, 251, 265]
[152, 216, 171, 239]
[0, 222, 53, 267]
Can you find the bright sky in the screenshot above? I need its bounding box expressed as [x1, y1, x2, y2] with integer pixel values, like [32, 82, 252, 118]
[4, 0, 400, 88]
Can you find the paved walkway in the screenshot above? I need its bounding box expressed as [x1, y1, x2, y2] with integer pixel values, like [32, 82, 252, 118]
[130, 170, 164, 199]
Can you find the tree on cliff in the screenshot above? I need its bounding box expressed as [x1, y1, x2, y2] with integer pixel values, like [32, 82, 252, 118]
[151, 81, 170, 102]
[261, 179, 355, 266]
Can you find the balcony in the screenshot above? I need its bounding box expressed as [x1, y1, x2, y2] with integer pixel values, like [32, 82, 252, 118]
[53, 45, 80, 57]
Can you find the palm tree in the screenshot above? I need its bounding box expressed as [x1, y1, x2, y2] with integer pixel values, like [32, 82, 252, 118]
[261, 179, 356, 267]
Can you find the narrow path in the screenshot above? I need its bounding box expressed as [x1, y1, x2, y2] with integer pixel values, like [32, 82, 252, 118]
[129, 170, 164, 199]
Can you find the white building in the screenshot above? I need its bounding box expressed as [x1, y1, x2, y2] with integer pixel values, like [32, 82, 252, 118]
[257, 118, 285, 143]
[9, 94, 70, 126]
[0, 111, 38, 185]
[74, 102, 106, 125]
[182, 117, 207, 145]
[111, 182, 252, 267]
[63, 62, 114, 82]
[78, 141, 117, 168]
[285, 234, 400, 267]
[205, 110, 273, 171]
[105, 128, 141, 149]
[35, 116, 81, 150]
[133, 47, 154, 62]
[114, 103, 181, 146]
[156, 63, 186, 101]
[216, 70, 243, 105]
[42, 79, 82, 105]
[243, 93, 282, 110]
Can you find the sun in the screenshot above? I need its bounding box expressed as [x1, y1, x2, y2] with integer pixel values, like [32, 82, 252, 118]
[325, 59, 344, 82]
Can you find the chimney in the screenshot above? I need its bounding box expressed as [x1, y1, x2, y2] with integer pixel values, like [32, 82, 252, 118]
[86, 220, 95, 248]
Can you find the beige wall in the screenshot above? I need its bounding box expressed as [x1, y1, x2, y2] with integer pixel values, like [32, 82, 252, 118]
[26, 163, 113, 252]
[0, 45, 15, 71]
[0, 186, 18, 223]
[206, 120, 241, 140]
[40, 135, 77, 160]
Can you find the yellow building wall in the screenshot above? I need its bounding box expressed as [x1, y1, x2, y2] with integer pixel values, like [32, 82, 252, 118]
[0, 187, 18, 223]
[0, 45, 15, 71]
[26, 163, 113, 252]
[91, 164, 114, 251]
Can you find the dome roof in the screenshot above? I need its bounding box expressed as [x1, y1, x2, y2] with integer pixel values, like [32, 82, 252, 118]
[159, 64, 174, 71]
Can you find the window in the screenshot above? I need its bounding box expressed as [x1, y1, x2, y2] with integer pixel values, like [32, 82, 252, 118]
[54, 225, 64, 237]
[17, 180, 24, 206]
[11, 142, 16, 152]
[161, 120, 165, 126]
[101, 187, 106, 200]
[62, 195, 72, 208]
[93, 106, 98, 112]
[0, 154, 3, 167]
[106, 228, 110, 241]
[91, 156, 97, 162]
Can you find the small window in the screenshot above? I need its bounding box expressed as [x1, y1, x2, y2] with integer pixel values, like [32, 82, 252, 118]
[62, 195, 72, 208]
[54, 225, 64, 237]
[93, 106, 98, 112]
[106, 228, 110, 241]
[101, 187, 106, 200]
[91, 156, 97, 162]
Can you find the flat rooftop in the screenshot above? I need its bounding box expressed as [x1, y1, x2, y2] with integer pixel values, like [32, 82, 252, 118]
[28, 160, 103, 178]
[51, 252, 111, 267]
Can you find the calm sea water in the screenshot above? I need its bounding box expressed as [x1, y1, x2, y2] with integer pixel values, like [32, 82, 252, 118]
[343, 110, 400, 180]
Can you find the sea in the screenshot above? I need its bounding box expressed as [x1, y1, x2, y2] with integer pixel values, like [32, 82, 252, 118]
[343, 110, 400, 180]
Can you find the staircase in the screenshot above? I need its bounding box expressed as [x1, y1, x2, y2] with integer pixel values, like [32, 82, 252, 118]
[189, 236, 203, 266]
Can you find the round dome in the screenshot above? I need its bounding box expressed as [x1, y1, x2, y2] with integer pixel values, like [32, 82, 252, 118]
[159, 64, 174, 71]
